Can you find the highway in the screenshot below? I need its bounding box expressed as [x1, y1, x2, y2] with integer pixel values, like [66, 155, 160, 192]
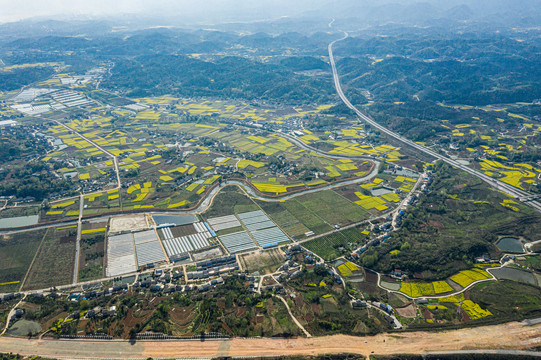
[327, 31, 541, 213]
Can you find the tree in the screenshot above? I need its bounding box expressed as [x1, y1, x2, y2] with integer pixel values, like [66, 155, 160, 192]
[80, 299, 90, 311]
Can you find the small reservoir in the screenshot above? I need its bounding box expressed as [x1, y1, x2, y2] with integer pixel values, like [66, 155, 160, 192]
[490, 267, 536, 285]
[496, 237, 524, 253]
[152, 214, 197, 226]
[0, 215, 39, 229]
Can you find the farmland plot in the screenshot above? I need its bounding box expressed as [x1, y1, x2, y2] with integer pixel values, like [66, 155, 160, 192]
[0, 229, 46, 292]
[22, 226, 76, 290]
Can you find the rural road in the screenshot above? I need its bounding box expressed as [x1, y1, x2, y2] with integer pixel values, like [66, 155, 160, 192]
[0, 294, 26, 336]
[0, 320, 539, 359]
[73, 194, 84, 284]
[0, 162, 381, 236]
[52, 119, 122, 190]
[327, 28, 541, 213]
[274, 294, 312, 338]
[373, 262, 501, 301]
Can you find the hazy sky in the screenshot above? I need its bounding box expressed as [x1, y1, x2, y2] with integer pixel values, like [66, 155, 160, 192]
[3, 0, 534, 26]
[0, 0, 333, 23]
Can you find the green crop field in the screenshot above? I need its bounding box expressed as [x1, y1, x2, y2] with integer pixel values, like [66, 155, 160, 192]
[22, 226, 76, 290]
[304, 227, 370, 261]
[254, 202, 311, 238]
[203, 186, 259, 218]
[281, 199, 332, 235]
[470, 281, 541, 321]
[259, 190, 371, 240]
[78, 233, 105, 282]
[296, 190, 371, 225]
[0, 229, 46, 292]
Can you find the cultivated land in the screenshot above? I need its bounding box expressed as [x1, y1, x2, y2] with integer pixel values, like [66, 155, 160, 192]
[21, 226, 76, 291]
[0, 229, 46, 293]
[1, 10, 541, 360]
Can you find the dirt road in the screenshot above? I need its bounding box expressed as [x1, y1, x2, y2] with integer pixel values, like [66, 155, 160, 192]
[0, 321, 539, 359]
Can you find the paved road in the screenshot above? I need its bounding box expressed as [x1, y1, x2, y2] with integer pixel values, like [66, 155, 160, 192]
[281, 132, 379, 162]
[223, 168, 378, 202]
[376, 266, 498, 301]
[327, 30, 541, 213]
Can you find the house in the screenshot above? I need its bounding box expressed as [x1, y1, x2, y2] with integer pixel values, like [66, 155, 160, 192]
[86, 307, 100, 318]
[289, 245, 302, 253]
[86, 290, 99, 298]
[10, 309, 24, 321]
[502, 254, 515, 262]
[377, 302, 394, 314]
[198, 284, 211, 292]
[170, 253, 189, 262]
[112, 284, 127, 293]
[475, 254, 490, 264]
[68, 311, 80, 320]
[163, 285, 175, 294]
[384, 315, 395, 325]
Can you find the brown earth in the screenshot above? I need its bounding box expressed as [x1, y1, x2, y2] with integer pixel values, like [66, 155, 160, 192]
[82, 222, 107, 231]
[395, 303, 417, 318]
[0, 321, 539, 359]
[428, 220, 444, 230]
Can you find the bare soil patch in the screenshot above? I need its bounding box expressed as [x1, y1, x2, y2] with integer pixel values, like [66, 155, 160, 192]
[395, 303, 417, 318]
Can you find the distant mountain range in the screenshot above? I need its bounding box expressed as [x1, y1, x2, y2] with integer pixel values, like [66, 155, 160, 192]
[1, 0, 540, 40]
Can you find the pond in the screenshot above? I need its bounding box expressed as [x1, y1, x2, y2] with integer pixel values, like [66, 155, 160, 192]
[152, 214, 197, 226]
[0, 215, 39, 229]
[490, 267, 536, 285]
[371, 187, 393, 196]
[393, 169, 419, 178]
[496, 237, 524, 253]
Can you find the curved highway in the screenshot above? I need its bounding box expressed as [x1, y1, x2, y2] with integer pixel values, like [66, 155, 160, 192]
[328, 31, 541, 213]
